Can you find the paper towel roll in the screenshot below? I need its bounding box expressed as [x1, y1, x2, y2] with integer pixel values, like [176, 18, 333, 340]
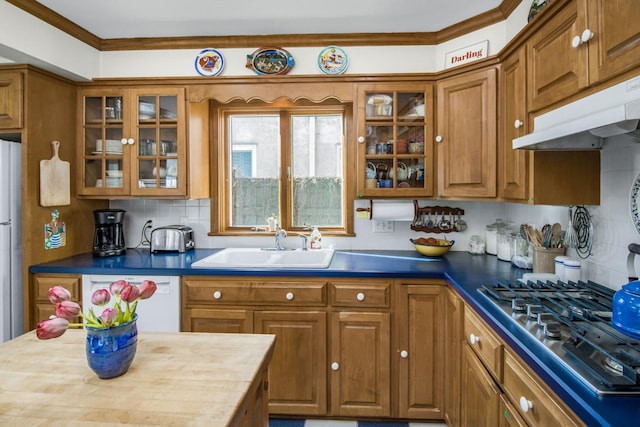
[371, 201, 414, 221]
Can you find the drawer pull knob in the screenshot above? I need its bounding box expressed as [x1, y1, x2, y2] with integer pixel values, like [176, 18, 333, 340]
[285, 292, 294, 301]
[435, 135, 443, 143]
[356, 292, 365, 301]
[357, 136, 365, 143]
[519, 396, 533, 413]
[469, 334, 480, 345]
[400, 350, 409, 359]
[213, 291, 222, 299]
[514, 119, 523, 128]
[127, 138, 135, 145]
[331, 362, 339, 371]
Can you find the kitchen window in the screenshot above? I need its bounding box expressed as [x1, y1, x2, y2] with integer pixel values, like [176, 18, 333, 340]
[211, 101, 354, 235]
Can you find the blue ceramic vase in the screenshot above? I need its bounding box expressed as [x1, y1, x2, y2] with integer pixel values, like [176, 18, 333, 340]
[85, 315, 138, 379]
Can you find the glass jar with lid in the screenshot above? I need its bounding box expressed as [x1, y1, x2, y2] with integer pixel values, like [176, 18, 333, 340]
[468, 235, 485, 255]
[497, 226, 514, 261]
[485, 218, 504, 256]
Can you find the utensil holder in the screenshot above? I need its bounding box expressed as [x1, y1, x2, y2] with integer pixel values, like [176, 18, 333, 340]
[533, 247, 566, 274]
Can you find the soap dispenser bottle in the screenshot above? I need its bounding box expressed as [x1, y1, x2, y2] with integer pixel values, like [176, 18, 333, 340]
[310, 227, 322, 250]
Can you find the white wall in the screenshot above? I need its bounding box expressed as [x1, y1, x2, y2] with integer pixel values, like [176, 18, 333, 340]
[111, 136, 640, 292]
[0, 0, 531, 80]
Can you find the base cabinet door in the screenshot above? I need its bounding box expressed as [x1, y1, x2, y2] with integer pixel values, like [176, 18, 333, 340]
[461, 344, 501, 426]
[396, 283, 445, 420]
[330, 311, 391, 417]
[443, 287, 463, 425]
[254, 311, 327, 416]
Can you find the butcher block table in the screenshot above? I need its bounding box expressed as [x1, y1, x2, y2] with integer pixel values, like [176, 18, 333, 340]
[0, 330, 276, 426]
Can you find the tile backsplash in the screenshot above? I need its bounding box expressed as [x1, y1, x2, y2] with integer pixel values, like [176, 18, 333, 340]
[110, 133, 640, 291]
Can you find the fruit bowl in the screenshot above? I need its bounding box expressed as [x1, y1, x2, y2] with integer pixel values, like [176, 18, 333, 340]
[410, 238, 455, 257]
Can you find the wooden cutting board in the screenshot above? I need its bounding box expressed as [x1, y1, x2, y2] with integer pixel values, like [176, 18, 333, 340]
[40, 140, 70, 206]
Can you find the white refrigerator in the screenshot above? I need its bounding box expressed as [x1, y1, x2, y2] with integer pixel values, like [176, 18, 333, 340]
[0, 139, 22, 343]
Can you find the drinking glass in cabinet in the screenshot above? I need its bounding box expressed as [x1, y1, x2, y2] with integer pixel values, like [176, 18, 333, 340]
[159, 96, 178, 120]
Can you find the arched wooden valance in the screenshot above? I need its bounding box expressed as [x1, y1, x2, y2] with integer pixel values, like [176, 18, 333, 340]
[187, 80, 354, 104]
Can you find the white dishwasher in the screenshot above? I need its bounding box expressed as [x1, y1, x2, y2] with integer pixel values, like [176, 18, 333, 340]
[82, 275, 180, 332]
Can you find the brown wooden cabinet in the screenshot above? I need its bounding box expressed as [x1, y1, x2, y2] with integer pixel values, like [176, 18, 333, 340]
[32, 274, 81, 325]
[181, 276, 328, 416]
[443, 286, 463, 425]
[0, 70, 23, 129]
[330, 311, 391, 417]
[356, 83, 434, 198]
[503, 349, 583, 426]
[436, 67, 497, 198]
[527, 0, 640, 112]
[461, 343, 502, 426]
[499, 47, 529, 201]
[255, 310, 327, 416]
[182, 276, 399, 419]
[499, 46, 601, 205]
[395, 281, 445, 420]
[461, 303, 585, 427]
[77, 87, 208, 199]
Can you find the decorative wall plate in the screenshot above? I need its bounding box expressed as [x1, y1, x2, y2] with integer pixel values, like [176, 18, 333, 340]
[195, 48, 224, 77]
[631, 172, 640, 236]
[528, 0, 551, 22]
[246, 46, 295, 75]
[317, 46, 348, 75]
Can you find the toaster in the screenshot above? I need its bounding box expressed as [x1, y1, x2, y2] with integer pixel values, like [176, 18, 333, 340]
[150, 225, 195, 253]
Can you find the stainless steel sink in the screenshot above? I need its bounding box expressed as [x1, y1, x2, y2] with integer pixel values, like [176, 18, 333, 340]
[191, 248, 335, 269]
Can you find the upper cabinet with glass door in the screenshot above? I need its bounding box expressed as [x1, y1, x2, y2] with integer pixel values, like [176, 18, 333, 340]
[77, 87, 186, 198]
[357, 83, 434, 198]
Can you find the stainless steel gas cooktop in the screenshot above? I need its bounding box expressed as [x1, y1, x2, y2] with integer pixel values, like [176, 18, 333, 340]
[479, 278, 640, 395]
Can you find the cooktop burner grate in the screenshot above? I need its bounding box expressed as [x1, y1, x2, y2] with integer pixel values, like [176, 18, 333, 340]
[479, 278, 640, 395]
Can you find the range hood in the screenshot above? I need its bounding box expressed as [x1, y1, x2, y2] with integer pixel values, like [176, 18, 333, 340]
[514, 76, 640, 150]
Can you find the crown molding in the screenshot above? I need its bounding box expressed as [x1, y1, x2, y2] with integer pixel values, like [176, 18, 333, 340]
[8, 0, 522, 51]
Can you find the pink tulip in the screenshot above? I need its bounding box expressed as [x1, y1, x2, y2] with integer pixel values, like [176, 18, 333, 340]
[120, 284, 140, 303]
[48, 286, 71, 304]
[91, 289, 111, 306]
[100, 308, 118, 326]
[55, 301, 81, 320]
[138, 280, 157, 300]
[36, 317, 69, 339]
[109, 280, 128, 297]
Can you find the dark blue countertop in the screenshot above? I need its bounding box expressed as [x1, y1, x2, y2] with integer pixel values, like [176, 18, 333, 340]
[30, 248, 639, 425]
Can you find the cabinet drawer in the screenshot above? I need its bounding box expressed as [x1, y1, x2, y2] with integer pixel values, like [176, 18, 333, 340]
[330, 281, 391, 308]
[503, 349, 583, 427]
[464, 308, 503, 382]
[183, 278, 327, 306]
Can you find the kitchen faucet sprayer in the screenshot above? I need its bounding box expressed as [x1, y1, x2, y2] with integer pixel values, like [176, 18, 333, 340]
[275, 228, 287, 250]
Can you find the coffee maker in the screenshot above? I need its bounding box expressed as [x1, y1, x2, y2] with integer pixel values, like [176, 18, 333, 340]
[93, 209, 126, 257]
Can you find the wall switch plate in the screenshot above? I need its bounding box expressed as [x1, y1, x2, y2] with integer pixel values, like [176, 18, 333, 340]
[372, 219, 393, 233]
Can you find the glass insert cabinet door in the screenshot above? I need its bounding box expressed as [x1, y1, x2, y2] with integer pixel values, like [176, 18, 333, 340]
[357, 84, 434, 197]
[79, 88, 185, 196]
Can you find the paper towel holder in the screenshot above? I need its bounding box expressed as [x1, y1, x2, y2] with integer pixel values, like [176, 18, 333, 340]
[356, 199, 374, 219]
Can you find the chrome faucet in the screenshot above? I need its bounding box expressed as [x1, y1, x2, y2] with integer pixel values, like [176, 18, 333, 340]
[298, 233, 308, 251]
[275, 228, 287, 250]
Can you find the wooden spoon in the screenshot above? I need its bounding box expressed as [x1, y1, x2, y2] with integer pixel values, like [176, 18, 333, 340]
[551, 223, 562, 247]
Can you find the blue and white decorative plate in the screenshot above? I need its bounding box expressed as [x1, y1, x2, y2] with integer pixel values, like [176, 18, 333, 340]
[528, 0, 551, 22]
[630, 172, 640, 236]
[317, 46, 349, 75]
[246, 46, 295, 75]
[195, 48, 224, 77]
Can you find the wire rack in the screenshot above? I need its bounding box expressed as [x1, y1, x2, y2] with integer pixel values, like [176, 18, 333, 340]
[572, 206, 593, 259]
